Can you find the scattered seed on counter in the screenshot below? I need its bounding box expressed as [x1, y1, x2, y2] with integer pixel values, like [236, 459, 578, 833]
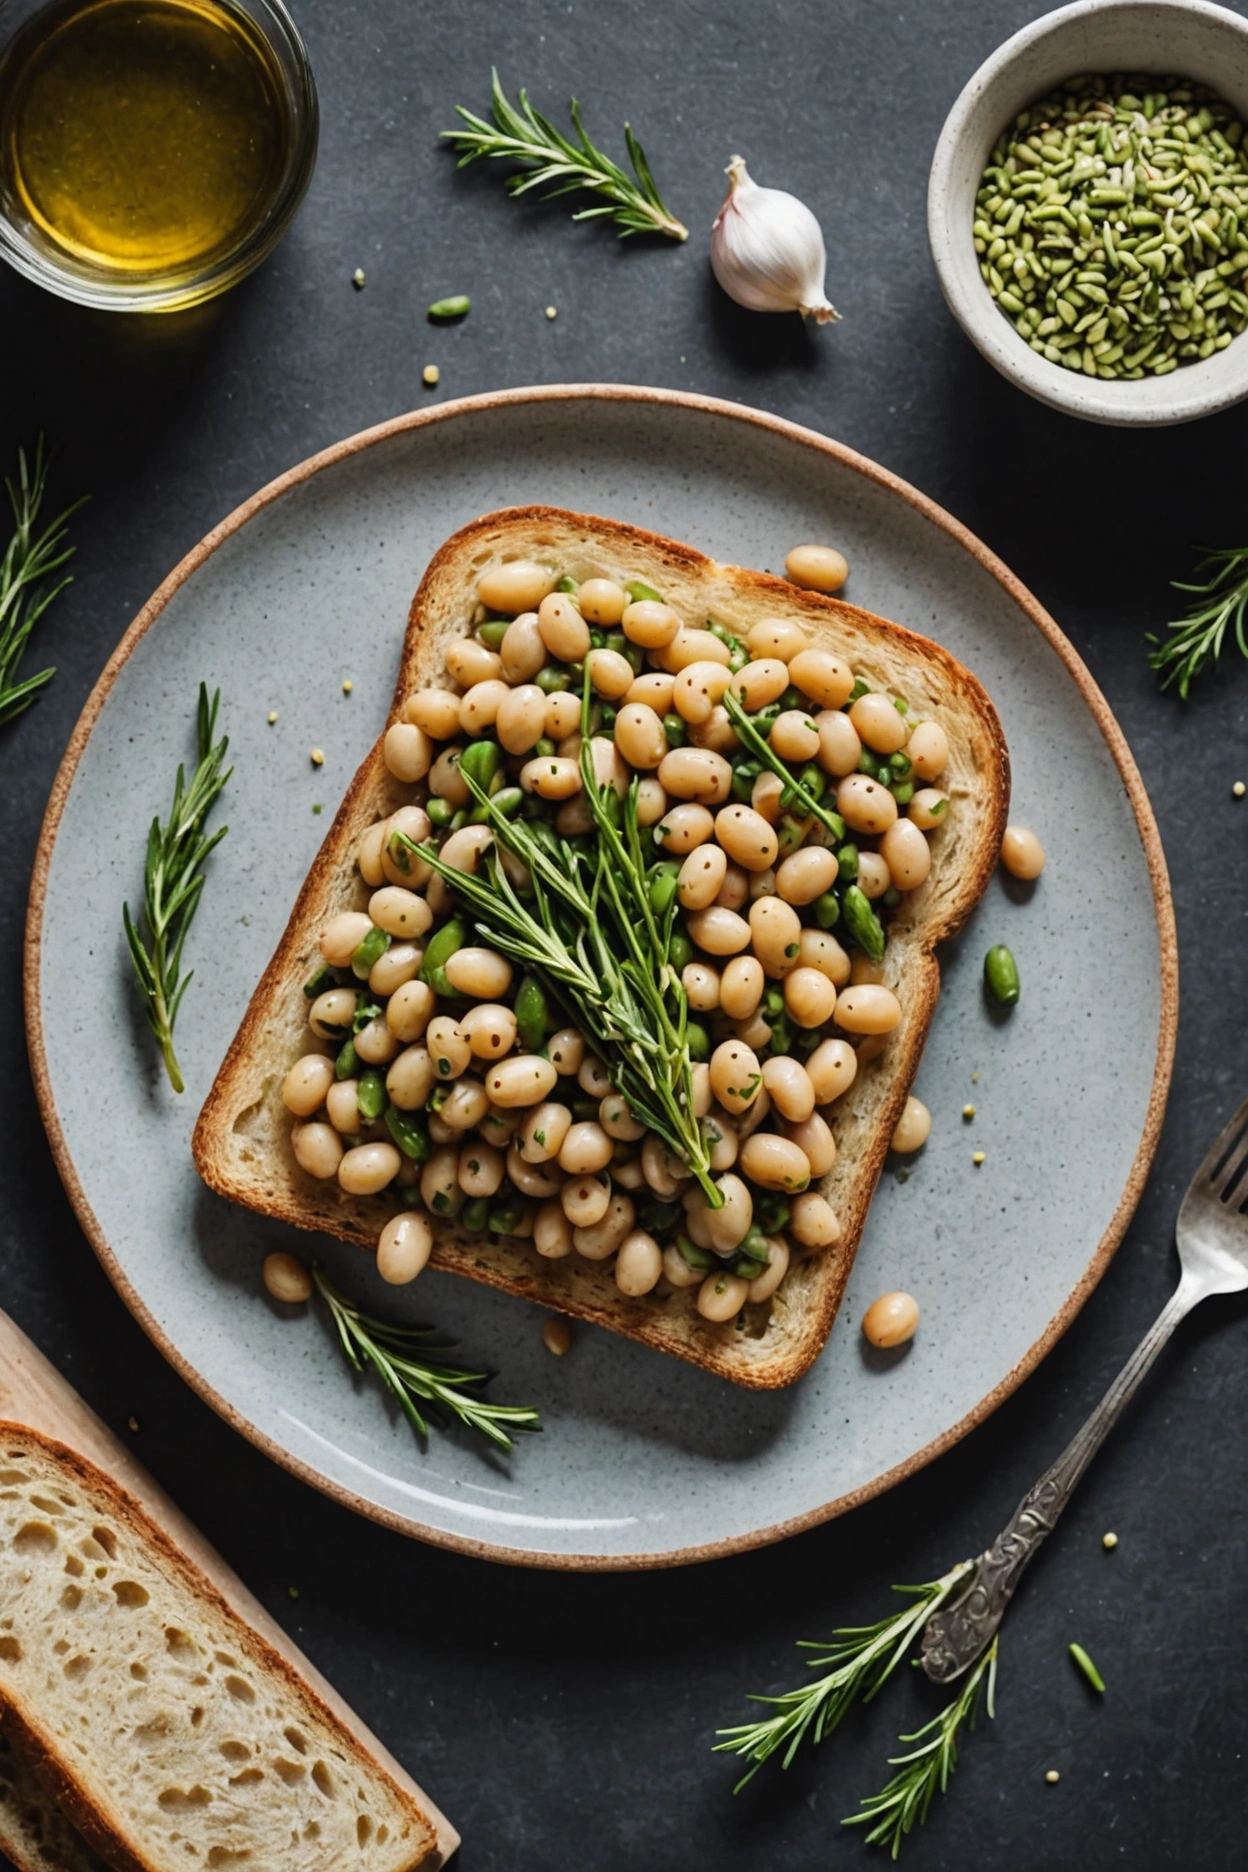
[542, 1317, 572, 1356]
[267, 710, 278, 724]
[1045, 1770, 1060, 1786]
[287, 1585, 301, 1600]
[422, 363, 440, 386]
[1103, 1530, 1119, 1550]
[971, 1070, 980, 1082]
[1234, 780, 1245, 798]
[352, 267, 366, 289]
[963, 1104, 976, 1120]
[310, 747, 324, 766]
[127, 1416, 140, 1433]
[973, 1150, 986, 1166]
[312, 803, 323, 814]
[342, 678, 354, 694]
[545, 304, 557, 319]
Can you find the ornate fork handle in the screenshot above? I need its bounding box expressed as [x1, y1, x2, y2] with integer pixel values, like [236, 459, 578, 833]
[920, 1275, 1199, 1683]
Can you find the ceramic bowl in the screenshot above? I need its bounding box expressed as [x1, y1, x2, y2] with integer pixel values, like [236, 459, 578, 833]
[928, 0, 1248, 425]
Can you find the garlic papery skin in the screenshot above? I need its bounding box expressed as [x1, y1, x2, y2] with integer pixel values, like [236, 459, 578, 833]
[711, 156, 840, 323]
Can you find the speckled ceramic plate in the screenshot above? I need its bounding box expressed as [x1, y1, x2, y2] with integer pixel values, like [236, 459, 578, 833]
[26, 388, 1176, 1569]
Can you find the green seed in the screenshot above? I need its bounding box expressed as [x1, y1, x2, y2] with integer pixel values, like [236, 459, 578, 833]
[975, 74, 1248, 379]
[384, 1105, 430, 1162]
[625, 579, 662, 604]
[984, 943, 1020, 1006]
[477, 618, 509, 649]
[514, 974, 551, 1052]
[843, 884, 885, 961]
[1069, 1643, 1105, 1693]
[420, 916, 469, 998]
[351, 926, 390, 978]
[356, 1070, 386, 1120]
[428, 295, 470, 319]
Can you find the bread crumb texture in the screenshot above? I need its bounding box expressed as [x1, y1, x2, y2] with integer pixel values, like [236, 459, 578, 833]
[0, 1429, 434, 1870]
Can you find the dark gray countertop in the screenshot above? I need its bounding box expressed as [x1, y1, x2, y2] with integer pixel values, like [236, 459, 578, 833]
[2, 2, 1247, 1865]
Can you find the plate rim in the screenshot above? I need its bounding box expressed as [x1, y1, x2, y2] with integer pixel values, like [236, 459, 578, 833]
[23, 383, 1179, 1570]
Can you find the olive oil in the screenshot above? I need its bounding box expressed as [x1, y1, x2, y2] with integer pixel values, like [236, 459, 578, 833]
[0, 0, 290, 282]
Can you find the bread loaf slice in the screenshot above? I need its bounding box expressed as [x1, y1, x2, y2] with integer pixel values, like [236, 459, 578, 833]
[0, 1311, 455, 1872]
[0, 1726, 105, 1872]
[194, 507, 1008, 1388]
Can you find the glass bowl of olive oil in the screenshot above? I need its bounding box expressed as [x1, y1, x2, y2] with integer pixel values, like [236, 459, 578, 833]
[0, 0, 317, 311]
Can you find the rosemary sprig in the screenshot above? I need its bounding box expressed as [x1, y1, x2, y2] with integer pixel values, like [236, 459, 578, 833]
[313, 1266, 541, 1452]
[406, 758, 719, 1204]
[123, 684, 231, 1093]
[443, 69, 688, 241]
[842, 1638, 998, 1859]
[722, 690, 847, 847]
[1147, 543, 1248, 697]
[0, 437, 87, 725]
[714, 1561, 973, 1788]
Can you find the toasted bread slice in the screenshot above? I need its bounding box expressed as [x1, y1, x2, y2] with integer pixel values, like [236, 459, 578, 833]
[194, 508, 1008, 1389]
[0, 1725, 105, 1872]
[0, 1425, 444, 1872]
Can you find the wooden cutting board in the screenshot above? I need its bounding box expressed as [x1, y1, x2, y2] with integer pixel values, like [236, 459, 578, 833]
[0, 1308, 459, 1868]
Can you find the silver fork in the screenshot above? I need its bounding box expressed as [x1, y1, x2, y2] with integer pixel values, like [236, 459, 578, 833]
[919, 1093, 1248, 1684]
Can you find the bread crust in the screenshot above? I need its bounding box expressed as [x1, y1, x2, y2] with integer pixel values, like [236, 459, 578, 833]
[0, 1425, 439, 1872]
[193, 507, 1008, 1388]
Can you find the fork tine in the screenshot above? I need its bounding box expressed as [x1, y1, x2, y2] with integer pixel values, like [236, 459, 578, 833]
[1213, 1127, 1248, 1203]
[1200, 1095, 1248, 1194]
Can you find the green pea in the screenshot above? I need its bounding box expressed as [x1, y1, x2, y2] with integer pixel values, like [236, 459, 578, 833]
[856, 747, 882, 779]
[662, 711, 687, 749]
[676, 1234, 714, 1270]
[470, 785, 523, 824]
[535, 665, 571, 695]
[768, 1011, 793, 1056]
[625, 579, 662, 603]
[836, 843, 859, 882]
[488, 1203, 524, 1235]
[755, 1196, 791, 1235]
[984, 944, 1020, 1006]
[775, 814, 809, 859]
[303, 964, 335, 999]
[426, 797, 455, 830]
[889, 749, 912, 778]
[780, 686, 805, 710]
[514, 975, 550, 1052]
[733, 1253, 768, 1281]
[649, 862, 681, 915]
[589, 628, 605, 650]
[554, 574, 579, 595]
[814, 891, 840, 930]
[351, 926, 391, 979]
[753, 701, 783, 732]
[668, 928, 692, 971]
[890, 780, 915, 807]
[843, 885, 886, 962]
[796, 762, 827, 801]
[686, 1020, 710, 1062]
[763, 984, 785, 1020]
[335, 1037, 358, 1080]
[639, 1197, 680, 1233]
[741, 1224, 769, 1261]
[420, 916, 469, 997]
[460, 1196, 490, 1233]
[847, 678, 870, 704]
[459, 739, 502, 793]
[384, 1106, 430, 1161]
[533, 736, 557, 758]
[428, 294, 470, 319]
[352, 996, 382, 1032]
[448, 809, 468, 832]
[356, 1070, 386, 1120]
[477, 618, 509, 649]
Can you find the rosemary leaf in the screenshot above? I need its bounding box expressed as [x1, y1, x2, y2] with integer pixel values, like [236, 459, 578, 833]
[0, 437, 87, 726]
[842, 1637, 998, 1858]
[714, 1561, 973, 1789]
[1147, 543, 1248, 697]
[443, 69, 687, 241]
[123, 684, 231, 1093]
[313, 1266, 541, 1452]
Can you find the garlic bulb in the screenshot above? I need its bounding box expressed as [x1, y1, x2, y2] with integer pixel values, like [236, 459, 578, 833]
[711, 156, 839, 323]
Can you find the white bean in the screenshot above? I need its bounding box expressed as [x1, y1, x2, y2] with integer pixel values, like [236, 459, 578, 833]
[485, 1055, 559, 1107]
[615, 1230, 663, 1295]
[281, 1054, 334, 1117]
[383, 721, 434, 783]
[377, 1212, 433, 1283]
[338, 1142, 401, 1195]
[292, 1122, 343, 1179]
